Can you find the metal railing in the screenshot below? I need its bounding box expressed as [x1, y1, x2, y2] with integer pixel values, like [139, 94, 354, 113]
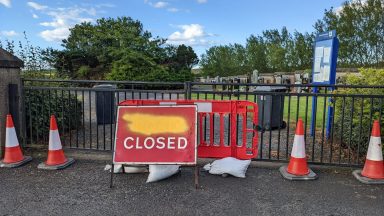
[22, 79, 384, 166]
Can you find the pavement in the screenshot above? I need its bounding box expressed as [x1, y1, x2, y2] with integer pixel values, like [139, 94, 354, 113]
[1, 155, 384, 216]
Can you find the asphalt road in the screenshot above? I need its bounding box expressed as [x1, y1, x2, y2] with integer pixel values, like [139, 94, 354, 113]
[0, 160, 383, 216]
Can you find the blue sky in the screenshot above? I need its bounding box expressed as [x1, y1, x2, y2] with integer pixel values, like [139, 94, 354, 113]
[0, 0, 345, 57]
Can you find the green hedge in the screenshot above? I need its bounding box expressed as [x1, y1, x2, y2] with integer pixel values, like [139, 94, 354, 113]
[25, 90, 82, 140]
[333, 68, 384, 157]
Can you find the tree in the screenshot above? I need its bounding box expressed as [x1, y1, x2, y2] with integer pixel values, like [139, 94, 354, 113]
[200, 0, 384, 75]
[54, 17, 167, 80]
[161, 44, 199, 81]
[315, 0, 384, 67]
[174, 44, 199, 70]
[200, 27, 314, 76]
[263, 28, 289, 71]
[106, 48, 169, 81]
[200, 43, 249, 77]
[291, 31, 314, 70]
[245, 35, 268, 73]
[0, 32, 54, 78]
[46, 16, 198, 81]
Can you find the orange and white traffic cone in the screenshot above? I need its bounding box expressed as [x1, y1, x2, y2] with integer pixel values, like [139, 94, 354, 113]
[353, 120, 384, 184]
[38, 115, 74, 170]
[0, 114, 32, 168]
[279, 118, 317, 180]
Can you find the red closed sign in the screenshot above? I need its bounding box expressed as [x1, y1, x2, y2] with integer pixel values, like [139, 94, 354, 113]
[113, 105, 197, 165]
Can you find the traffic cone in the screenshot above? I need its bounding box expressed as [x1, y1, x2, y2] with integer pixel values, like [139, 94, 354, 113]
[353, 120, 384, 184]
[38, 115, 74, 170]
[279, 118, 318, 180]
[0, 114, 32, 168]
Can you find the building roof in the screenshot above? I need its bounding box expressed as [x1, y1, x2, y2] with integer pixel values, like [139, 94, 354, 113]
[0, 48, 24, 68]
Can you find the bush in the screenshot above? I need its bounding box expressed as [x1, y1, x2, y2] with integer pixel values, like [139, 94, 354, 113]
[25, 90, 82, 141]
[77, 65, 91, 78]
[333, 68, 384, 157]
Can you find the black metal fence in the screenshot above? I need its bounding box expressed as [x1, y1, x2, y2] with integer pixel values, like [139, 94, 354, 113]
[22, 79, 384, 166]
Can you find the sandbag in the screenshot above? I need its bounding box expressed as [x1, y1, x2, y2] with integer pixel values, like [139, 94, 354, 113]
[146, 165, 180, 183]
[124, 165, 148, 173]
[104, 164, 123, 173]
[204, 157, 251, 178]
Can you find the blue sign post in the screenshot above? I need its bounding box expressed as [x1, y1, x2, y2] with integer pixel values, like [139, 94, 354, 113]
[310, 30, 339, 138]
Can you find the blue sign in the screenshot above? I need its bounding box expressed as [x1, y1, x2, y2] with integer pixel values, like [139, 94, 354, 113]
[310, 30, 339, 138]
[311, 30, 339, 84]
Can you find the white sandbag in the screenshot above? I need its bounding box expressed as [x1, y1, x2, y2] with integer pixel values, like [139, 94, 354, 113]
[204, 157, 251, 178]
[146, 165, 180, 183]
[203, 163, 212, 171]
[124, 165, 148, 173]
[105, 164, 149, 173]
[104, 164, 123, 173]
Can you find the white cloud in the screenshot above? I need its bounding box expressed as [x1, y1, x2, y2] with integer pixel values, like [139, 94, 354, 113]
[145, 0, 183, 12]
[85, 8, 97, 16]
[167, 7, 179, 12]
[38, 8, 94, 42]
[169, 24, 204, 40]
[0, 0, 11, 7]
[27, 3, 107, 42]
[95, 3, 115, 8]
[27, 1, 47, 10]
[40, 27, 70, 42]
[153, 1, 168, 8]
[334, 0, 369, 15]
[197, 0, 207, 4]
[168, 24, 215, 46]
[40, 18, 67, 28]
[1, 30, 18, 37]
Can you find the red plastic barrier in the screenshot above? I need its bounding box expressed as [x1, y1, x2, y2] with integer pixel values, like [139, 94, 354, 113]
[119, 100, 258, 160]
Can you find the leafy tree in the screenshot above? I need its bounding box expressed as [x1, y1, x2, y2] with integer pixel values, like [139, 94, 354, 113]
[0, 32, 54, 78]
[263, 28, 290, 71]
[201, 27, 314, 75]
[200, 0, 384, 76]
[200, 43, 249, 77]
[5, 40, 15, 55]
[53, 17, 164, 80]
[292, 31, 314, 69]
[47, 17, 198, 82]
[315, 0, 384, 67]
[161, 44, 198, 81]
[246, 35, 268, 73]
[172, 44, 199, 70]
[106, 48, 169, 81]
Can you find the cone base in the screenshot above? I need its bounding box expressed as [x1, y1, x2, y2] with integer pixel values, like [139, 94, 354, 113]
[0, 156, 32, 168]
[353, 169, 384, 184]
[38, 158, 75, 170]
[279, 165, 318, 181]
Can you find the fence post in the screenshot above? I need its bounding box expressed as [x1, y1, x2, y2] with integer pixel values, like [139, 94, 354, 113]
[184, 81, 192, 100]
[0, 48, 24, 156]
[19, 79, 27, 146]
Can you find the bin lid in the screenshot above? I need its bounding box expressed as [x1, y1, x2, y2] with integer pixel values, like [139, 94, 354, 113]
[254, 86, 287, 92]
[93, 84, 117, 89]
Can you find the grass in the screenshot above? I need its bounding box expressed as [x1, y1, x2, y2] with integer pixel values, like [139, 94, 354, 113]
[191, 92, 329, 128]
[282, 95, 328, 128]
